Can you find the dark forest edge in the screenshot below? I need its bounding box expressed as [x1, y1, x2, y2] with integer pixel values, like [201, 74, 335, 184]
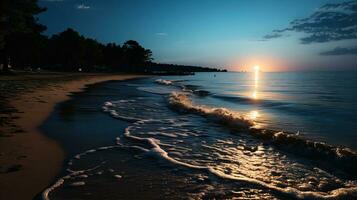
[0, 1, 225, 75]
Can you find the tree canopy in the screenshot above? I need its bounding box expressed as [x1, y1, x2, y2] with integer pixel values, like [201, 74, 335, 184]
[0, 0, 46, 71]
[0, 0, 224, 73]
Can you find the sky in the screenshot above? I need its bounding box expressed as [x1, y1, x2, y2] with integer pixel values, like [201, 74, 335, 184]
[38, 0, 357, 71]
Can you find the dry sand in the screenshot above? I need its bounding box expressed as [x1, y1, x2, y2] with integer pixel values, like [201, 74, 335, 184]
[0, 73, 147, 200]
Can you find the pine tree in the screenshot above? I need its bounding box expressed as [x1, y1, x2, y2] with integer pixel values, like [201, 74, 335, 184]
[0, 0, 46, 72]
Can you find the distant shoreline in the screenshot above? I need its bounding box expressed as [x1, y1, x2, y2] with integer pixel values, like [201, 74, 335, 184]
[0, 72, 149, 200]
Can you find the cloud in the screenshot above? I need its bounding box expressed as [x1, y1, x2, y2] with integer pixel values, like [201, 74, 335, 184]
[320, 46, 357, 55]
[263, 33, 283, 39]
[156, 32, 168, 36]
[263, 0, 357, 44]
[76, 4, 90, 10]
[41, 0, 64, 2]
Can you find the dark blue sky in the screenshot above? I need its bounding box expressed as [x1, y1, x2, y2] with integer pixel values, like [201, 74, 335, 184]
[39, 0, 357, 71]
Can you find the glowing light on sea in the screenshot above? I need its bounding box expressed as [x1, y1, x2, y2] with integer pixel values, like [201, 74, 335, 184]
[252, 91, 257, 99]
[254, 65, 259, 88]
[252, 65, 260, 99]
[249, 110, 260, 120]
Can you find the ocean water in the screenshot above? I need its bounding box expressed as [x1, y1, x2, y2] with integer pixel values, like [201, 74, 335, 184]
[41, 72, 357, 200]
[157, 72, 357, 148]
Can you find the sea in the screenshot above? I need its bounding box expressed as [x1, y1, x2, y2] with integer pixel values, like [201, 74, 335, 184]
[41, 72, 357, 200]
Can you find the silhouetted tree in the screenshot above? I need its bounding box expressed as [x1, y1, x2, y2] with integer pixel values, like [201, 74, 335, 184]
[103, 43, 123, 71]
[122, 40, 152, 71]
[7, 31, 50, 70]
[82, 38, 104, 71]
[49, 28, 85, 71]
[0, 1, 222, 74]
[0, 0, 46, 72]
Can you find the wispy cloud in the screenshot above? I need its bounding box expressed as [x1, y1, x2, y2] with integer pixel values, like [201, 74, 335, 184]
[263, 33, 283, 40]
[263, 0, 357, 44]
[156, 32, 168, 36]
[41, 0, 64, 2]
[76, 4, 91, 10]
[320, 46, 357, 56]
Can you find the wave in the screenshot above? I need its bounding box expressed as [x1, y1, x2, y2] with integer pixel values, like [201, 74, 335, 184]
[42, 122, 357, 200]
[43, 78, 357, 199]
[148, 80, 357, 177]
[155, 79, 211, 97]
[168, 92, 357, 178]
[208, 168, 357, 199]
[155, 79, 337, 117]
[181, 84, 201, 91]
[213, 94, 287, 107]
[154, 79, 297, 112]
[42, 158, 107, 200]
[137, 86, 175, 95]
[102, 101, 144, 122]
[192, 89, 211, 97]
[155, 79, 173, 85]
[155, 78, 186, 85]
[122, 123, 357, 200]
[45, 95, 357, 199]
[169, 92, 253, 130]
[210, 94, 347, 118]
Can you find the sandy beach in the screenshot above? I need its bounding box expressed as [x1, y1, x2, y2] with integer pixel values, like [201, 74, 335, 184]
[0, 73, 147, 200]
[2, 73, 356, 200]
[1, 0, 356, 199]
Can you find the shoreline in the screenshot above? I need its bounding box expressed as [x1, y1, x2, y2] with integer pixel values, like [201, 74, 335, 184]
[0, 73, 148, 200]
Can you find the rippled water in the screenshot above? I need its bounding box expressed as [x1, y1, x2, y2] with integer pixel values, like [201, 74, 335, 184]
[158, 72, 357, 148]
[42, 73, 357, 200]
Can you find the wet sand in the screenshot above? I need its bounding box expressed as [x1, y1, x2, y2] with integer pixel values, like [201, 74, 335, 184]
[0, 73, 148, 200]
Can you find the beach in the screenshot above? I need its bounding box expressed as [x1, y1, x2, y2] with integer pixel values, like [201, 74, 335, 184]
[2, 0, 356, 199]
[39, 73, 356, 200]
[1, 72, 356, 200]
[0, 73, 147, 200]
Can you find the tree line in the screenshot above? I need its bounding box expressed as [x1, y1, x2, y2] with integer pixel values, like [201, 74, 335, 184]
[0, 0, 224, 73]
[7, 28, 153, 72]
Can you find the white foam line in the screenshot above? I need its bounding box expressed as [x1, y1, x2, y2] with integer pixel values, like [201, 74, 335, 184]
[123, 123, 357, 200]
[168, 92, 357, 161]
[42, 143, 118, 200]
[42, 162, 105, 200]
[155, 79, 173, 85]
[208, 168, 357, 199]
[169, 92, 253, 129]
[42, 178, 64, 200]
[45, 95, 357, 199]
[123, 126, 205, 169]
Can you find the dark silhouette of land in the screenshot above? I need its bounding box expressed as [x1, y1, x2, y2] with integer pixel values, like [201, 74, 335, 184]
[0, 1, 225, 74]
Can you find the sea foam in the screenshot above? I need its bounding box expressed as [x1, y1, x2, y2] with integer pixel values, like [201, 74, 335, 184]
[169, 92, 253, 130]
[168, 92, 357, 177]
[122, 121, 357, 200]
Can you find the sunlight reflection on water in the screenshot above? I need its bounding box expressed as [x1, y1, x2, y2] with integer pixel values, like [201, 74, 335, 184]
[252, 65, 260, 100]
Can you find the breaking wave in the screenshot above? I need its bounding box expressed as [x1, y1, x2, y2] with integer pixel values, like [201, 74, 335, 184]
[169, 92, 253, 130]
[122, 122, 357, 200]
[156, 79, 211, 97]
[155, 78, 187, 85]
[42, 78, 357, 200]
[168, 92, 357, 178]
[155, 78, 173, 85]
